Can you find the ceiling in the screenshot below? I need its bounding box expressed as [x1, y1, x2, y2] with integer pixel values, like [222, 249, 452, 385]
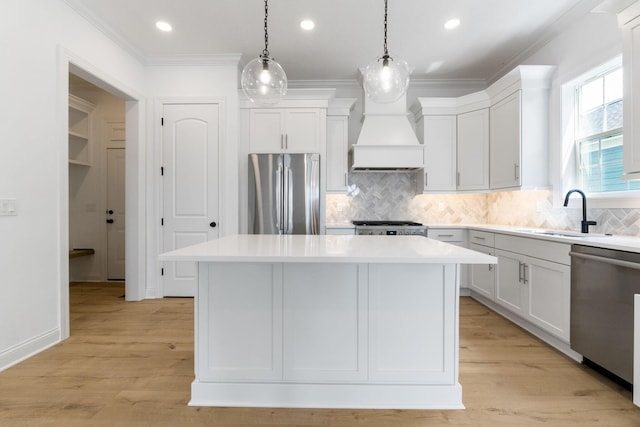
[64, 0, 618, 83]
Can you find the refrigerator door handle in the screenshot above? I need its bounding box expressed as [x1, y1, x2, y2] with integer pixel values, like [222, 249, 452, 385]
[275, 160, 283, 233]
[310, 155, 320, 234]
[284, 165, 293, 234]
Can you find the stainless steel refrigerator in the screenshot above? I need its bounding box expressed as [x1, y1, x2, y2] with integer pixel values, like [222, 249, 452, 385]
[248, 153, 320, 234]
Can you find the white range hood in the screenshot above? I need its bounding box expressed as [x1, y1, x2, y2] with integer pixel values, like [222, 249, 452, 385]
[350, 92, 424, 171]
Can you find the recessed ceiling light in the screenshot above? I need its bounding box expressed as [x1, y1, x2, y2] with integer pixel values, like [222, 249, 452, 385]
[156, 21, 173, 32]
[444, 18, 460, 30]
[300, 19, 315, 31]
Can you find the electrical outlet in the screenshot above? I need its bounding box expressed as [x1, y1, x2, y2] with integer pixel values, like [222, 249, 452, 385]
[0, 199, 17, 216]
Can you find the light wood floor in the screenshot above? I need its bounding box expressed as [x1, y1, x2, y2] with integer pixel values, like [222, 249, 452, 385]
[1, 283, 639, 426]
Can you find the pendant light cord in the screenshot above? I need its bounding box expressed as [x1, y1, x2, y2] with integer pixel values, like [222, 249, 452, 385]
[383, 0, 389, 58]
[262, 0, 270, 59]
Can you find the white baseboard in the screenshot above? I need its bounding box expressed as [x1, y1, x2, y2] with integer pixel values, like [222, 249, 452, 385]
[0, 328, 60, 372]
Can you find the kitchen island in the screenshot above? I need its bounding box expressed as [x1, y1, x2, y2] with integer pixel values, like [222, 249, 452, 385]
[160, 234, 496, 409]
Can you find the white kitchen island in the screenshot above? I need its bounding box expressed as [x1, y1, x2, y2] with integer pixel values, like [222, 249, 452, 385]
[159, 234, 496, 409]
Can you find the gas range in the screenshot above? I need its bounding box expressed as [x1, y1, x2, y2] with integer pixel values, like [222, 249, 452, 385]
[352, 220, 428, 237]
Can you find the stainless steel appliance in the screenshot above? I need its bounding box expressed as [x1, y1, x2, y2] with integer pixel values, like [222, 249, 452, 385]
[570, 244, 640, 385]
[353, 220, 427, 237]
[248, 153, 320, 235]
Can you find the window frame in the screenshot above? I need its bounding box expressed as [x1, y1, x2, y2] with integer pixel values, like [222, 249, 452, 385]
[573, 64, 632, 193]
[559, 55, 640, 208]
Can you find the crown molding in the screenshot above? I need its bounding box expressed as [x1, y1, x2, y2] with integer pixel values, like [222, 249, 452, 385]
[488, 0, 603, 85]
[63, 0, 146, 63]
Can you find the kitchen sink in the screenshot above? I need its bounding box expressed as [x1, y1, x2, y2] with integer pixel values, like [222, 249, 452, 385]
[513, 228, 610, 238]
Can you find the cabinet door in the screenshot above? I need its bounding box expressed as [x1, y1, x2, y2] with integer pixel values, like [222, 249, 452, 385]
[495, 249, 526, 315]
[250, 109, 285, 152]
[469, 243, 495, 300]
[490, 91, 521, 189]
[326, 116, 348, 192]
[423, 115, 457, 191]
[457, 109, 489, 190]
[284, 109, 321, 152]
[525, 257, 570, 342]
[623, 14, 640, 176]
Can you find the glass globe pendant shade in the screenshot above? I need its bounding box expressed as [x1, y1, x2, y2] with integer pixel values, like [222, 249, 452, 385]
[241, 56, 287, 106]
[363, 55, 410, 104]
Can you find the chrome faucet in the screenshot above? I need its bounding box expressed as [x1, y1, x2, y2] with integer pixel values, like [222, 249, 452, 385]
[563, 189, 597, 233]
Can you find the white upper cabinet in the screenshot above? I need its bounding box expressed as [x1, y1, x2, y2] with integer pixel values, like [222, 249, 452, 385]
[487, 65, 555, 190]
[419, 115, 457, 192]
[619, 2, 640, 179]
[457, 108, 489, 191]
[326, 98, 356, 193]
[249, 108, 322, 153]
[412, 94, 489, 193]
[490, 91, 521, 189]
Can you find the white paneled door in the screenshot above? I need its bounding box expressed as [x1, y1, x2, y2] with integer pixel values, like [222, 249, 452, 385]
[162, 103, 220, 297]
[106, 148, 126, 280]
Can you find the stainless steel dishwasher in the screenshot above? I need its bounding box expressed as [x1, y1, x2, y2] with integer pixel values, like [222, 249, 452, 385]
[570, 244, 640, 385]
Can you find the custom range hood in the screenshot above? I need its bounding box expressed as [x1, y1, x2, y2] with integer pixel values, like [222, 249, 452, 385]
[350, 92, 424, 171]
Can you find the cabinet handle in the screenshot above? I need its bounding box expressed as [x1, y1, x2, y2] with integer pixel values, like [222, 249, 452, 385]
[281, 134, 284, 150]
[285, 134, 288, 150]
[518, 261, 524, 282]
[523, 263, 529, 284]
[473, 236, 486, 241]
[514, 163, 520, 180]
[344, 172, 348, 187]
[457, 171, 460, 187]
[438, 234, 454, 237]
[488, 264, 493, 272]
[425, 172, 428, 187]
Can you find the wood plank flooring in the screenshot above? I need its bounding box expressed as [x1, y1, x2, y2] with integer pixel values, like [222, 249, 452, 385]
[0, 282, 639, 426]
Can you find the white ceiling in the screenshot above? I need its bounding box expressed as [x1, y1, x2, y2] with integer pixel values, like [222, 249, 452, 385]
[64, 0, 617, 83]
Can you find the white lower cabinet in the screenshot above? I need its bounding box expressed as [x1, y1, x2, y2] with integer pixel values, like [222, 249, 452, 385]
[495, 249, 527, 314]
[469, 242, 495, 299]
[494, 234, 571, 342]
[428, 228, 468, 289]
[468, 230, 571, 344]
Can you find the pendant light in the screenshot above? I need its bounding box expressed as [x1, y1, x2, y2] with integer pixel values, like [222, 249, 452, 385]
[241, 0, 287, 106]
[363, 0, 410, 103]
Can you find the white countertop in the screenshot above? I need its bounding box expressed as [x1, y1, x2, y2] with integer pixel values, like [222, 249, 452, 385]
[427, 224, 640, 253]
[160, 234, 497, 264]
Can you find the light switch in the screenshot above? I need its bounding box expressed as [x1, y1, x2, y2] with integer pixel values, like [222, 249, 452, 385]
[0, 199, 17, 216]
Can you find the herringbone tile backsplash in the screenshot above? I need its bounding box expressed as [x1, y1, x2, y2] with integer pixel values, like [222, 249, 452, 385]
[326, 174, 640, 237]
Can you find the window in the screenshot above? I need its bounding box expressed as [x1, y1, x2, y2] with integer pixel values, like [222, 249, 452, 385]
[575, 66, 640, 192]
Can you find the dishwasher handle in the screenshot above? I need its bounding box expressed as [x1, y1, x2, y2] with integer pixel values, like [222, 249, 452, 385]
[569, 251, 640, 271]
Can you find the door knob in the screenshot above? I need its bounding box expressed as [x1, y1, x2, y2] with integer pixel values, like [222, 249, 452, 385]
[107, 210, 114, 215]
[106, 219, 114, 224]
[210, 221, 217, 228]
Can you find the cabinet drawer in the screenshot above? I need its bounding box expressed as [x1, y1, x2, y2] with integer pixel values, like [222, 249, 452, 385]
[494, 233, 571, 266]
[469, 230, 495, 247]
[428, 228, 464, 242]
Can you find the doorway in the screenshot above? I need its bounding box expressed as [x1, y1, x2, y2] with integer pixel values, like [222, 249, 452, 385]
[60, 52, 144, 341]
[68, 74, 126, 283]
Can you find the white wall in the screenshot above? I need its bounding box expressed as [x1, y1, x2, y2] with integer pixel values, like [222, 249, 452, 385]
[0, 0, 147, 370]
[0, 1, 242, 369]
[519, 11, 623, 205]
